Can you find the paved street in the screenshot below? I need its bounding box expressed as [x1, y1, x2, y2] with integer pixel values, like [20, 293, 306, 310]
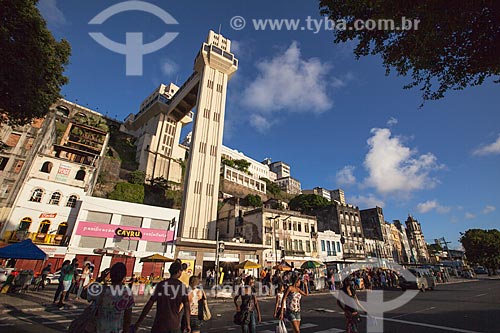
[1, 278, 499, 333]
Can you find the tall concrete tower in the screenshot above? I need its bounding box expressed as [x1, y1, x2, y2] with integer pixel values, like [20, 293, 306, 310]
[178, 31, 238, 239]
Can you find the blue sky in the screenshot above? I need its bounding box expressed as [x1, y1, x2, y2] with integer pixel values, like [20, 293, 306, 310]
[39, 0, 500, 249]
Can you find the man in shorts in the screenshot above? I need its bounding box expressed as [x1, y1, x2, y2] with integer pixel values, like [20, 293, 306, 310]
[57, 258, 77, 308]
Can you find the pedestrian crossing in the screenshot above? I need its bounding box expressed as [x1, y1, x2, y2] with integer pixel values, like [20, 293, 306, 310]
[231, 319, 344, 333]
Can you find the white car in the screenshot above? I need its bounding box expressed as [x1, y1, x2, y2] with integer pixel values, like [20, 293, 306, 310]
[0, 267, 15, 282]
[45, 268, 82, 285]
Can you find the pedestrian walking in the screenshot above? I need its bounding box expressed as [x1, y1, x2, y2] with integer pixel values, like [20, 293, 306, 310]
[57, 258, 78, 307]
[274, 283, 286, 319]
[134, 260, 191, 333]
[234, 276, 261, 333]
[76, 263, 92, 300]
[37, 263, 51, 290]
[280, 275, 308, 333]
[91, 262, 134, 333]
[185, 276, 206, 333]
[53, 260, 70, 303]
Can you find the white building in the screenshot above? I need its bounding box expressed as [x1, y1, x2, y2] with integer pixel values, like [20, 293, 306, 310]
[66, 196, 179, 277]
[275, 176, 302, 195]
[221, 145, 276, 181]
[236, 208, 318, 269]
[302, 187, 331, 201]
[121, 82, 193, 185]
[317, 230, 343, 264]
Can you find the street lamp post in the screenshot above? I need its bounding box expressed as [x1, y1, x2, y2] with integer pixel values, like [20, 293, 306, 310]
[340, 235, 346, 270]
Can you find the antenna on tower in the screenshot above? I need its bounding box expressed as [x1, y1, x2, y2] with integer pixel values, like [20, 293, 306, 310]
[218, 24, 222, 36]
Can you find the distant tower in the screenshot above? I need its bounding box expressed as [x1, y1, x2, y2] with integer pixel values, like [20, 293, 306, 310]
[178, 31, 238, 239]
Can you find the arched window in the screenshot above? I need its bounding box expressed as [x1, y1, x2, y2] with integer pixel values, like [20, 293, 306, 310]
[40, 161, 53, 173]
[56, 222, 68, 236]
[19, 217, 32, 231]
[49, 192, 61, 205]
[29, 189, 44, 202]
[38, 220, 51, 234]
[66, 195, 78, 208]
[75, 170, 86, 181]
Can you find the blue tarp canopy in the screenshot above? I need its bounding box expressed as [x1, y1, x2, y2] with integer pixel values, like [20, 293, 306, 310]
[0, 239, 47, 260]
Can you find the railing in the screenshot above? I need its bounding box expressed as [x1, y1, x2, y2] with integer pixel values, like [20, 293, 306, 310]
[6, 230, 66, 245]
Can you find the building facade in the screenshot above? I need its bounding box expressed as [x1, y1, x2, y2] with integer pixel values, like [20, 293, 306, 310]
[302, 187, 331, 201]
[405, 215, 430, 263]
[315, 201, 365, 261]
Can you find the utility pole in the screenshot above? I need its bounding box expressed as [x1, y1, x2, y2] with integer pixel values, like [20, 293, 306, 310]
[438, 237, 452, 261]
[215, 228, 219, 299]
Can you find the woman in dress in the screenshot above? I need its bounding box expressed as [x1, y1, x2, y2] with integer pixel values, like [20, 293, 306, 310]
[234, 276, 261, 333]
[280, 274, 309, 333]
[76, 263, 91, 300]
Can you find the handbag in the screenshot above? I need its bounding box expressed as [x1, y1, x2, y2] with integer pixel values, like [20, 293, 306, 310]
[198, 293, 211, 321]
[275, 320, 287, 333]
[233, 311, 249, 325]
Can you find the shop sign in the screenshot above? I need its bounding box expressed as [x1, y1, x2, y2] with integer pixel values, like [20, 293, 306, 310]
[39, 213, 57, 218]
[115, 228, 142, 238]
[75, 221, 174, 243]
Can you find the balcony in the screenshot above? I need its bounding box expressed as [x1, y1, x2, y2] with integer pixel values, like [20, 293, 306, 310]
[5, 230, 67, 246]
[310, 232, 318, 238]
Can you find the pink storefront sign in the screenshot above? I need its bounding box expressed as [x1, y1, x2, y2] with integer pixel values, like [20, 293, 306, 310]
[75, 221, 174, 243]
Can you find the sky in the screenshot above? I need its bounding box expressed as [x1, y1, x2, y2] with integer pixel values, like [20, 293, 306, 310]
[38, 0, 500, 249]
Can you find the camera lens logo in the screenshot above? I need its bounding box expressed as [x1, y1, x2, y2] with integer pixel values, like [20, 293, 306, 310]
[88, 1, 179, 76]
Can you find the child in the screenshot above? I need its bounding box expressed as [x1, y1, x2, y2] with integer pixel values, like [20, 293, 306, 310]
[274, 283, 286, 319]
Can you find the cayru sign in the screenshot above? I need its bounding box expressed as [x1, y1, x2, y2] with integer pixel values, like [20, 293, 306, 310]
[115, 228, 142, 238]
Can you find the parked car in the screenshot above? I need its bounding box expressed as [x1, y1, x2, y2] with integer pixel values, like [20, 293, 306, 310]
[400, 268, 436, 292]
[0, 267, 16, 283]
[474, 266, 488, 275]
[45, 268, 82, 286]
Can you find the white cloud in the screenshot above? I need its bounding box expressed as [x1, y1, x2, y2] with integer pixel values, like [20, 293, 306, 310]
[231, 40, 242, 54]
[249, 114, 272, 133]
[473, 134, 500, 156]
[386, 117, 398, 127]
[363, 128, 443, 196]
[336, 165, 356, 186]
[161, 58, 179, 76]
[465, 212, 476, 219]
[349, 194, 385, 209]
[38, 0, 66, 26]
[416, 200, 451, 214]
[482, 205, 496, 214]
[241, 41, 333, 114]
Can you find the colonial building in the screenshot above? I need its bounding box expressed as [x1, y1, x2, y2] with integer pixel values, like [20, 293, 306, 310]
[405, 215, 430, 263]
[315, 201, 365, 261]
[317, 230, 343, 270]
[0, 117, 50, 235]
[359, 207, 392, 259]
[393, 220, 412, 263]
[220, 207, 319, 269]
[0, 100, 110, 270]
